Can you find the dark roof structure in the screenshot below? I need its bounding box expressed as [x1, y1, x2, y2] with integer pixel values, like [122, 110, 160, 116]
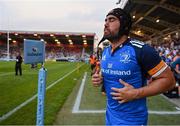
[124, 0, 180, 43]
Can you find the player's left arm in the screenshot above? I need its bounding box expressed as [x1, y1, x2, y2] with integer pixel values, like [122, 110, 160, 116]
[111, 66, 175, 103]
[135, 64, 175, 99]
[135, 45, 176, 98]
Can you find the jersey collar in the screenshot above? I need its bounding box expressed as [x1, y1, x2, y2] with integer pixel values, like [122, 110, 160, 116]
[110, 38, 130, 55]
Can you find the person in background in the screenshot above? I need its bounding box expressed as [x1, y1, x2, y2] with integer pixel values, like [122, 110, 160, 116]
[91, 8, 175, 125]
[171, 53, 180, 84]
[172, 51, 180, 74]
[15, 52, 23, 76]
[89, 54, 97, 74]
[159, 51, 166, 62]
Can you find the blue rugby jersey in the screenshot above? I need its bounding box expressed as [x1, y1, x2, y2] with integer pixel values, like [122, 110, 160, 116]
[101, 39, 167, 125]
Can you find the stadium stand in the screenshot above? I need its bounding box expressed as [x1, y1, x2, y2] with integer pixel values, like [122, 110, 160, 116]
[0, 31, 95, 62]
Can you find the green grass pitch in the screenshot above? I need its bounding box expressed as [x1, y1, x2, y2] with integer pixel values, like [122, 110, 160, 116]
[0, 61, 180, 125]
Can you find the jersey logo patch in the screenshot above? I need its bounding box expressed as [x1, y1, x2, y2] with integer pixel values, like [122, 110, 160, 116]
[119, 51, 131, 63]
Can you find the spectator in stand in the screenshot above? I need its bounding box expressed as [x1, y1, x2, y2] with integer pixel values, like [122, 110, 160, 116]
[171, 51, 180, 74]
[171, 54, 180, 85]
[159, 51, 166, 62]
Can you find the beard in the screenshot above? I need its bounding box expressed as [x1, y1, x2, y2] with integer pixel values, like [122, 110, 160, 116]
[103, 29, 120, 43]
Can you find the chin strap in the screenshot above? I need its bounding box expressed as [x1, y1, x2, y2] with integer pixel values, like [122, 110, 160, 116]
[97, 37, 105, 48]
[96, 37, 106, 60]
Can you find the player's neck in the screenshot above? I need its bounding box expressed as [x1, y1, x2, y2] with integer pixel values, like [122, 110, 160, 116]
[111, 35, 128, 50]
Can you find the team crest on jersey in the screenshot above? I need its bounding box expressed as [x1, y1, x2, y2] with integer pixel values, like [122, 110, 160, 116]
[119, 51, 131, 63]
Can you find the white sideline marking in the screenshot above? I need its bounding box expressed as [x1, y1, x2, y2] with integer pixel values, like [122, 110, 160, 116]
[0, 64, 83, 122]
[0, 70, 33, 77]
[72, 73, 180, 115]
[175, 107, 180, 111]
[72, 109, 180, 115]
[0, 72, 14, 76]
[73, 110, 105, 113]
[149, 110, 180, 115]
[72, 72, 87, 113]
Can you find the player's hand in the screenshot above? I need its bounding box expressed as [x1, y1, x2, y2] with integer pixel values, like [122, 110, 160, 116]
[91, 68, 103, 87]
[110, 79, 139, 103]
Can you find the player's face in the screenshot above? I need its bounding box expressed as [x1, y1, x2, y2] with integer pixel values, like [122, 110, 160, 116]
[103, 15, 120, 40]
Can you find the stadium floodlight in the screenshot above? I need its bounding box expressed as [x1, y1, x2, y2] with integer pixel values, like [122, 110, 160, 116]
[13, 40, 16, 43]
[8, 38, 12, 41]
[65, 34, 69, 37]
[68, 39, 72, 42]
[176, 32, 178, 36]
[137, 30, 141, 33]
[83, 40, 87, 43]
[82, 35, 86, 38]
[156, 19, 160, 23]
[50, 34, 53, 36]
[55, 39, 58, 42]
[57, 41, 61, 44]
[15, 33, 18, 36]
[34, 34, 38, 36]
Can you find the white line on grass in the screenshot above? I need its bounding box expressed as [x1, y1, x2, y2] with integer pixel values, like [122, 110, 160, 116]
[72, 73, 180, 115]
[72, 72, 87, 113]
[161, 92, 180, 107]
[148, 110, 180, 115]
[73, 110, 105, 113]
[175, 107, 180, 111]
[0, 70, 29, 77]
[0, 72, 14, 76]
[0, 64, 84, 122]
[73, 109, 180, 115]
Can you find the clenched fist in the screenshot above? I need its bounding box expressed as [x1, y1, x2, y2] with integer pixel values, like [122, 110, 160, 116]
[91, 68, 103, 87]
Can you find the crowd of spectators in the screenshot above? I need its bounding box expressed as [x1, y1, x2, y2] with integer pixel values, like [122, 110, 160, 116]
[153, 38, 180, 94]
[0, 46, 23, 59]
[153, 39, 180, 66]
[45, 45, 84, 60]
[0, 44, 92, 61]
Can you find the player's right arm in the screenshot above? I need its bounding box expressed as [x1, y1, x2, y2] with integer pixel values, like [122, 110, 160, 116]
[91, 69, 103, 87]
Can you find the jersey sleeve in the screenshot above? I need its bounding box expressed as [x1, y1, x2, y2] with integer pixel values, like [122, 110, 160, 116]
[140, 44, 168, 78]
